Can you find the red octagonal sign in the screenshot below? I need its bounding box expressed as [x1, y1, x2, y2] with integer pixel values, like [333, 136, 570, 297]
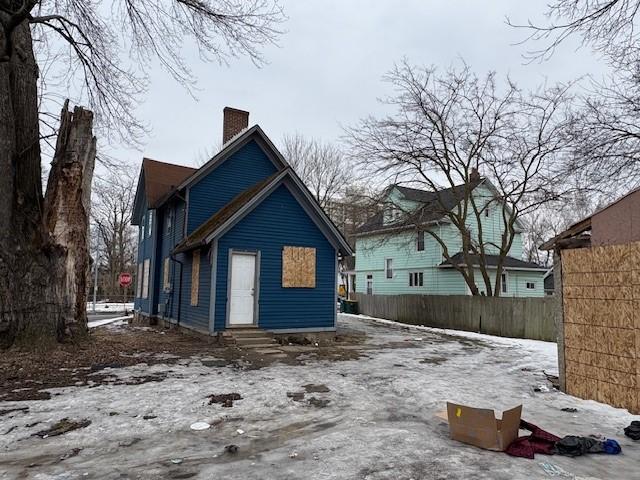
[119, 272, 132, 287]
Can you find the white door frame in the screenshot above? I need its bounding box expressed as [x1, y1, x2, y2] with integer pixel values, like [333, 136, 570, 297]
[225, 249, 260, 328]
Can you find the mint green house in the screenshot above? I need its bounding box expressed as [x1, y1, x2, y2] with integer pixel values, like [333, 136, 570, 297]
[352, 180, 546, 297]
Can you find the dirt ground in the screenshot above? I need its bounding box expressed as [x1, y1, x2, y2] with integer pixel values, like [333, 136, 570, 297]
[0, 322, 364, 402]
[0, 315, 638, 480]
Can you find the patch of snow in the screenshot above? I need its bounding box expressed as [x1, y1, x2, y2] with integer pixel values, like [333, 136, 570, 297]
[87, 315, 132, 329]
[86, 302, 134, 313]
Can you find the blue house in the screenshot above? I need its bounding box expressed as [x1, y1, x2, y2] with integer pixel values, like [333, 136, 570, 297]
[132, 108, 352, 337]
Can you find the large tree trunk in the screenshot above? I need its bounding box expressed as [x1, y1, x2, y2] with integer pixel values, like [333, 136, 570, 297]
[44, 101, 96, 338]
[0, 17, 96, 348]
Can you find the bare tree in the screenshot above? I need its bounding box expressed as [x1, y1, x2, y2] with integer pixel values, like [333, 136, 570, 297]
[282, 133, 355, 210]
[0, 1, 284, 347]
[508, 0, 640, 68]
[346, 62, 573, 296]
[92, 168, 138, 301]
[510, 1, 640, 194]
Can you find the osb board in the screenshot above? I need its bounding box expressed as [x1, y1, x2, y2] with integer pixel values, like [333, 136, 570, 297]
[282, 246, 316, 288]
[562, 241, 640, 414]
[191, 249, 200, 306]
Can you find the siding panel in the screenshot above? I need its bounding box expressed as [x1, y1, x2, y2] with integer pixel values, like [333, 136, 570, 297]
[186, 140, 278, 234]
[354, 185, 541, 297]
[214, 184, 336, 332]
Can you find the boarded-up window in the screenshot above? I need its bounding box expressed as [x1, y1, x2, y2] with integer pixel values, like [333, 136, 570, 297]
[191, 249, 200, 306]
[136, 263, 143, 298]
[163, 257, 170, 291]
[282, 246, 316, 288]
[142, 259, 150, 299]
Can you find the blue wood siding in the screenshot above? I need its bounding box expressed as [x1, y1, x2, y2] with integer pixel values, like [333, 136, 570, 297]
[134, 202, 154, 313]
[156, 199, 187, 320]
[186, 140, 278, 234]
[174, 247, 211, 332]
[214, 184, 336, 331]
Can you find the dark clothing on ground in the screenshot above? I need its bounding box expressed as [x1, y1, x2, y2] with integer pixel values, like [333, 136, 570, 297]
[624, 421, 640, 441]
[554, 436, 621, 457]
[505, 420, 560, 459]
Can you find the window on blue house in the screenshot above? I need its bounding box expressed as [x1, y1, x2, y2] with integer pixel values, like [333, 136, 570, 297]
[136, 263, 143, 298]
[366, 274, 373, 295]
[142, 259, 150, 299]
[147, 210, 154, 238]
[526, 282, 535, 289]
[165, 208, 173, 234]
[501, 272, 508, 294]
[417, 231, 425, 251]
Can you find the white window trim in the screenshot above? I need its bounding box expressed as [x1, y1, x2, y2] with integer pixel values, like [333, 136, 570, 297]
[165, 208, 173, 234]
[366, 274, 373, 295]
[385, 258, 393, 279]
[147, 210, 154, 238]
[417, 231, 425, 251]
[409, 271, 424, 287]
[526, 282, 536, 289]
[501, 272, 508, 294]
[136, 262, 143, 298]
[142, 259, 150, 299]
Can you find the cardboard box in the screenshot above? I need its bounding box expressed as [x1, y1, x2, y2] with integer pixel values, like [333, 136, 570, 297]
[438, 402, 522, 451]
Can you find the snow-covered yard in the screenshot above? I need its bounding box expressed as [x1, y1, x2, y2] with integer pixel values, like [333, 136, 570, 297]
[1, 314, 638, 479]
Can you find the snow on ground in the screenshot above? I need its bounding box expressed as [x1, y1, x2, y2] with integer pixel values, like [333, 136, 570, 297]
[1, 314, 638, 480]
[87, 316, 132, 329]
[86, 302, 134, 313]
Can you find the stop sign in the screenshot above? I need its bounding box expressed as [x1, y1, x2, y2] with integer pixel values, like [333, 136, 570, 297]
[119, 272, 132, 287]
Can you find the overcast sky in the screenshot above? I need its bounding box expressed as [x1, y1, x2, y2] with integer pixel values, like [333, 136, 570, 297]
[107, 0, 608, 170]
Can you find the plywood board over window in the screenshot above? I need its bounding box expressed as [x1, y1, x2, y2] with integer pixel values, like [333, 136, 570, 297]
[191, 249, 200, 306]
[282, 246, 316, 288]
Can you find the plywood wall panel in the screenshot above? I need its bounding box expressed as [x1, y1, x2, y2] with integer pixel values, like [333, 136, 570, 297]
[562, 240, 640, 414]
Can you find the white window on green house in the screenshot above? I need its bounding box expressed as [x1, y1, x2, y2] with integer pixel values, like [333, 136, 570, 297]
[417, 231, 425, 251]
[409, 272, 424, 287]
[366, 274, 373, 295]
[385, 259, 393, 279]
[501, 272, 508, 294]
[526, 282, 536, 289]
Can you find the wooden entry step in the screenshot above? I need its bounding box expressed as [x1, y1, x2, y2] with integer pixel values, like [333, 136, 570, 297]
[222, 328, 280, 349]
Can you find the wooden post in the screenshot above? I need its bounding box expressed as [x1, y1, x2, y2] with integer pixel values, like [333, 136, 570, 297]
[553, 249, 566, 392]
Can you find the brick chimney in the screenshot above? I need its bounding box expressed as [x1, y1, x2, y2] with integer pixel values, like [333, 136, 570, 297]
[223, 107, 249, 144]
[470, 167, 481, 183]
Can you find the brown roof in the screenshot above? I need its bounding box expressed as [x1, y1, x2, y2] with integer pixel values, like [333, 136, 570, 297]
[173, 170, 286, 253]
[142, 158, 196, 208]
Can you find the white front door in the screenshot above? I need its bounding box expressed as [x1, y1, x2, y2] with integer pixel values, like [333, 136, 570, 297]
[229, 253, 256, 326]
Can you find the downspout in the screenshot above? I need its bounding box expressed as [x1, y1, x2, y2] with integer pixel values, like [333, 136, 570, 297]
[170, 194, 188, 326]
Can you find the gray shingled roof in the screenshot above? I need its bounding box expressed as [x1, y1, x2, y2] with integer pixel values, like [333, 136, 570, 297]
[439, 253, 546, 270]
[355, 181, 481, 235]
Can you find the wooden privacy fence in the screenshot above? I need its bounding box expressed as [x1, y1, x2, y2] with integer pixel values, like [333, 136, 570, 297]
[353, 293, 556, 342]
[561, 242, 640, 414]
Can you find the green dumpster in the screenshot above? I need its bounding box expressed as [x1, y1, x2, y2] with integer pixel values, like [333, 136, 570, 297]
[341, 299, 358, 315]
